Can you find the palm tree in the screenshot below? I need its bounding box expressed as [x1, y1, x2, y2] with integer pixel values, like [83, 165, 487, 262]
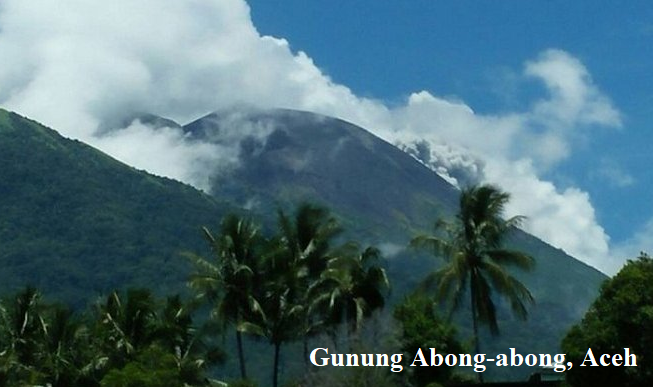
[0, 287, 47, 384]
[155, 295, 224, 385]
[275, 203, 342, 364]
[276, 203, 341, 279]
[312, 245, 390, 341]
[187, 213, 263, 379]
[39, 305, 94, 387]
[95, 289, 158, 366]
[411, 184, 535, 381]
[238, 203, 340, 387]
[239, 262, 305, 387]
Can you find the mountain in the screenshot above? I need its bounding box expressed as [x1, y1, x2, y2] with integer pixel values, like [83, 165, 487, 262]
[0, 106, 607, 380]
[184, 108, 459, 239]
[182, 107, 608, 377]
[0, 109, 230, 306]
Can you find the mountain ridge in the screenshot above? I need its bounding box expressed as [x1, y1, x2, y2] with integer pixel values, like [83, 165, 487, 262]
[0, 108, 231, 306]
[0, 107, 607, 380]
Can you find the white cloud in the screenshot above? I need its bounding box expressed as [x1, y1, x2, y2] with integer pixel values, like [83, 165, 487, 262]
[90, 120, 235, 192]
[525, 49, 622, 129]
[611, 219, 653, 274]
[484, 159, 614, 267]
[0, 0, 626, 274]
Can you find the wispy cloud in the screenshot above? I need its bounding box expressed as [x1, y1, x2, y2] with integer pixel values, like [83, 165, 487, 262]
[612, 218, 653, 273]
[592, 159, 635, 188]
[0, 0, 626, 274]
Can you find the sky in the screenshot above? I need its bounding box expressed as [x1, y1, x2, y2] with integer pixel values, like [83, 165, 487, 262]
[0, 0, 652, 275]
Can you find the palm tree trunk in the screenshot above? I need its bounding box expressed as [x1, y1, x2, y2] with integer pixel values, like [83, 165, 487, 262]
[273, 342, 281, 387]
[471, 278, 483, 384]
[236, 331, 247, 379]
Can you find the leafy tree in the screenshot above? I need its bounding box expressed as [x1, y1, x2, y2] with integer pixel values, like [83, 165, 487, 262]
[92, 289, 220, 386]
[100, 346, 183, 387]
[394, 294, 464, 387]
[411, 184, 535, 381]
[0, 287, 218, 386]
[562, 253, 653, 387]
[188, 213, 263, 379]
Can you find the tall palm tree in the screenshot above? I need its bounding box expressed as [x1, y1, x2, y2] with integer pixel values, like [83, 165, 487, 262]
[238, 203, 340, 387]
[187, 213, 263, 379]
[276, 203, 342, 364]
[411, 184, 535, 381]
[312, 245, 390, 340]
[239, 261, 304, 387]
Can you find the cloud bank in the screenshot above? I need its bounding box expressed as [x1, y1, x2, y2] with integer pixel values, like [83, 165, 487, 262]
[0, 0, 626, 274]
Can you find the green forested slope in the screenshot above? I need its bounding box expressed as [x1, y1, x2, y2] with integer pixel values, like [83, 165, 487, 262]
[0, 109, 229, 306]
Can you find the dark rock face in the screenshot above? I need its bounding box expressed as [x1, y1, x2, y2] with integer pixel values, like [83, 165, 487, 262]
[184, 108, 459, 238]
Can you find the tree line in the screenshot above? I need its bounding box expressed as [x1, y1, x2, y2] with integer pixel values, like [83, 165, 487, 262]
[4, 184, 646, 387]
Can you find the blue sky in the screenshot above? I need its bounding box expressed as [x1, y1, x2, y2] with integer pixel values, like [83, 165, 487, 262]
[247, 0, 653, 254]
[0, 0, 651, 274]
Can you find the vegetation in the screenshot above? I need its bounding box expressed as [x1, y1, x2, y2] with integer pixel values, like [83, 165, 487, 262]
[188, 214, 264, 379]
[0, 109, 229, 306]
[312, 244, 390, 341]
[394, 294, 464, 386]
[0, 108, 617, 384]
[562, 253, 653, 387]
[0, 287, 222, 387]
[411, 184, 535, 382]
[1, 188, 643, 386]
[188, 204, 390, 387]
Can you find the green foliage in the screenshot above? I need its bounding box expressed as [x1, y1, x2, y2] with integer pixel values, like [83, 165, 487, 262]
[0, 287, 99, 387]
[411, 184, 535, 382]
[0, 286, 219, 387]
[100, 346, 183, 387]
[562, 253, 653, 387]
[189, 204, 391, 387]
[393, 294, 464, 386]
[312, 244, 390, 337]
[252, 203, 343, 387]
[0, 109, 229, 306]
[411, 185, 534, 335]
[0, 108, 611, 383]
[188, 213, 264, 379]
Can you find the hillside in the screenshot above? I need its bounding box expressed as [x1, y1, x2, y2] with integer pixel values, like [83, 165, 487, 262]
[0, 109, 230, 306]
[0, 107, 607, 380]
